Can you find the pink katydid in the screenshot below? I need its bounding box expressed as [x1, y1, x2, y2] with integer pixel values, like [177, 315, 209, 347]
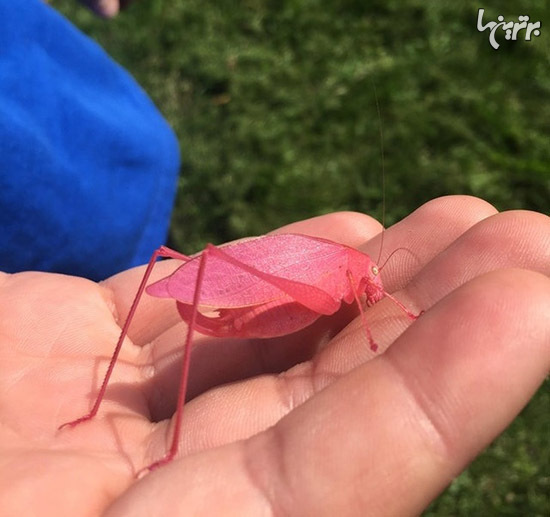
[59, 232, 419, 475]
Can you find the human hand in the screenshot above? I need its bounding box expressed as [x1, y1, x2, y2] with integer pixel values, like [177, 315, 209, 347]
[0, 196, 548, 515]
[78, 0, 133, 18]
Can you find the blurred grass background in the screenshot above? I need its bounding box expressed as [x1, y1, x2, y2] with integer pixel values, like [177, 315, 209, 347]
[53, 0, 549, 514]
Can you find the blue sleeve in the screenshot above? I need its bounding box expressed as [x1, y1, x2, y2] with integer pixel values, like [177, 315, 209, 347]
[0, 0, 181, 281]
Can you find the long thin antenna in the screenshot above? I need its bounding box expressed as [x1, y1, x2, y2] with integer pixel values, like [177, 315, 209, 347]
[371, 79, 385, 266]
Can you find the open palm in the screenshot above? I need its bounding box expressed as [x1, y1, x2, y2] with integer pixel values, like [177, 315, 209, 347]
[0, 196, 548, 516]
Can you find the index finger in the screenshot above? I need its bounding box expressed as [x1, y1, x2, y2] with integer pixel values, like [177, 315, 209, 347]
[104, 268, 550, 515]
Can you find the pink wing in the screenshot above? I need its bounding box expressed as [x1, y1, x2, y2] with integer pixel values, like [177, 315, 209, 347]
[147, 234, 371, 309]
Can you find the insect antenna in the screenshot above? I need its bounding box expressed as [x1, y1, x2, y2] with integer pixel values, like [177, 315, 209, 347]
[371, 79, 386, 267]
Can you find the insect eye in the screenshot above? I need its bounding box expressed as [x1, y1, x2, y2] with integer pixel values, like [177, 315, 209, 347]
[371, 266, 379, 276]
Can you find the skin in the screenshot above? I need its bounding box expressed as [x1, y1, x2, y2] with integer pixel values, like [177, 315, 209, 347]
[0, 196, 548, 516]
[77, 0, 133, 18]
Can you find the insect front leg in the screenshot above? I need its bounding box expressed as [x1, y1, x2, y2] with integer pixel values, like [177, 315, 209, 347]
[347, 271, 378, 352]
[383, 292, 422, 320]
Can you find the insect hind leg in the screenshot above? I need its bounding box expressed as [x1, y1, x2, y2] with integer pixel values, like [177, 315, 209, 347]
[58, 245, 190, 431]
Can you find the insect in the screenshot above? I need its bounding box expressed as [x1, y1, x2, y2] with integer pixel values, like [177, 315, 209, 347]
[59, 233, 419, 475]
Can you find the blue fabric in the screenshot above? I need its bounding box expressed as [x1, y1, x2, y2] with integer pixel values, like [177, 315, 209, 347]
[0, 0, 180, 280]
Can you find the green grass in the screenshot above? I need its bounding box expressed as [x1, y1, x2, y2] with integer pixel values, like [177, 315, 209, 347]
[53, 1, 549, 514]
